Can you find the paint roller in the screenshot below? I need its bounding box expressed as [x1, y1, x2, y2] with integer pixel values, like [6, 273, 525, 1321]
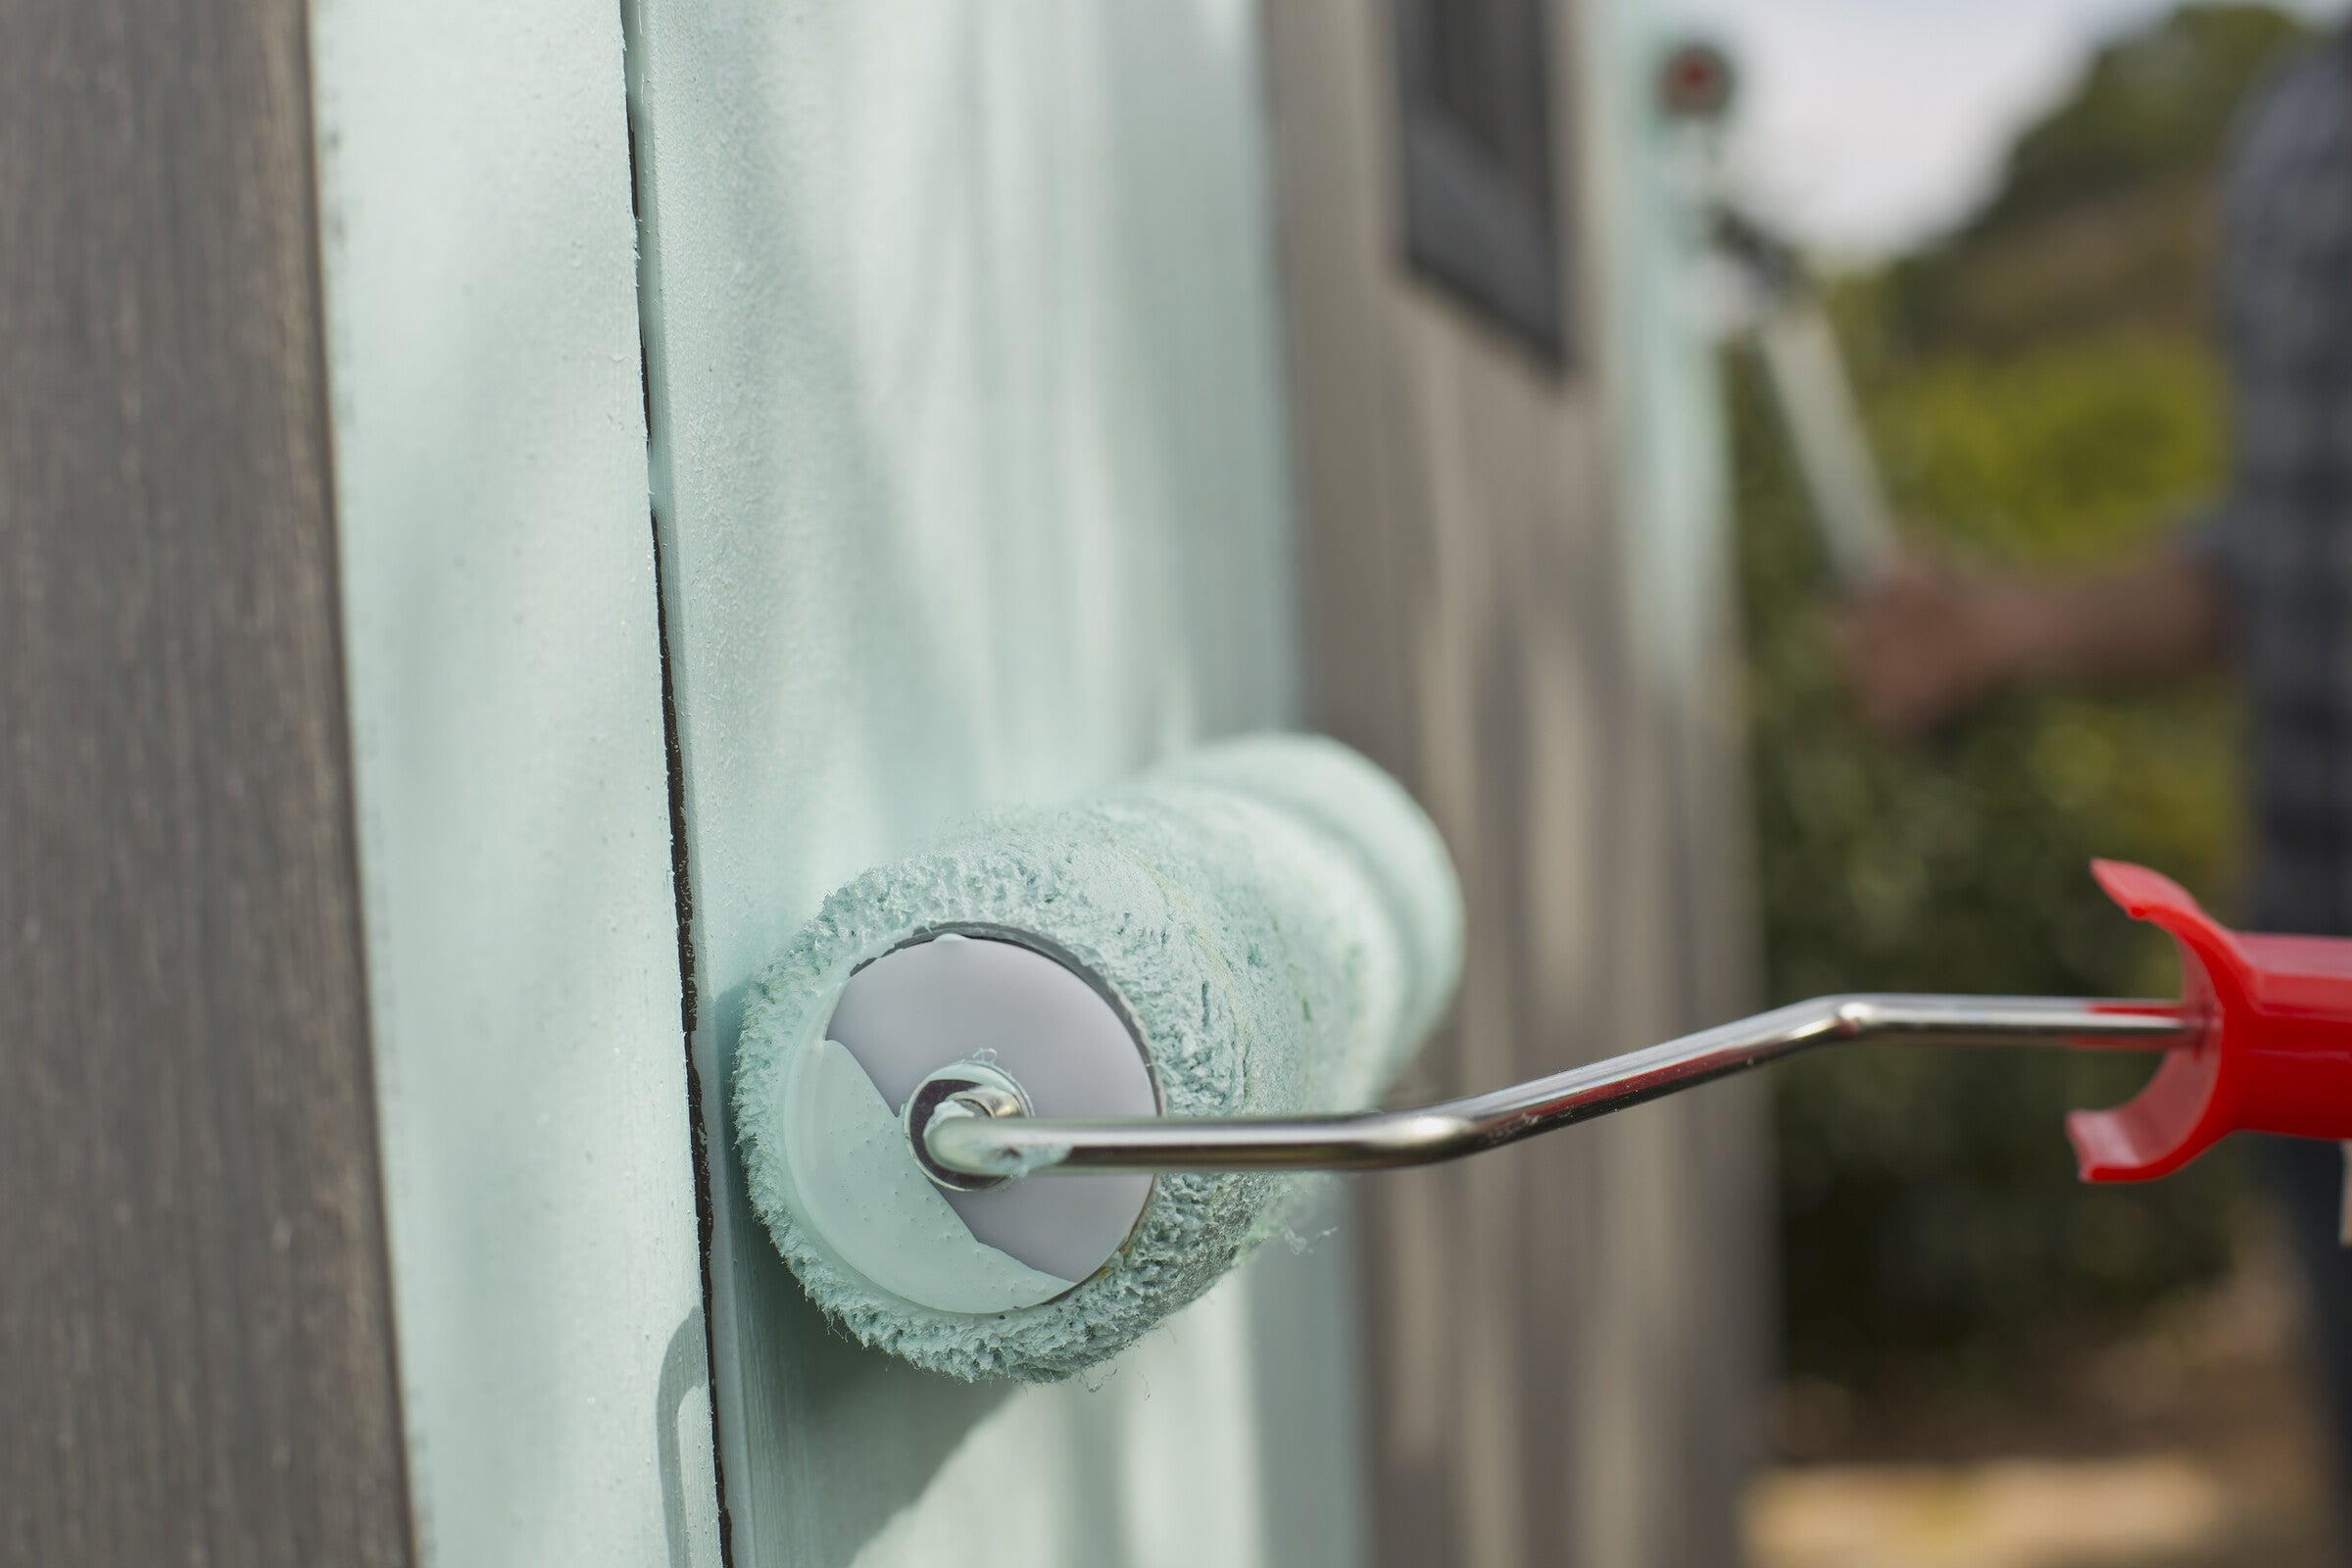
[734, 734, 1461, 1381]
[736, 735, 2352, 1383]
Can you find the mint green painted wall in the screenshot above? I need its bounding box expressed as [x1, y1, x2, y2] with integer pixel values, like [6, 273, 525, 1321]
[309, 1, 1733, 1557]
[623, 2, 1366, 1564]
[311, 1, 722, 1564]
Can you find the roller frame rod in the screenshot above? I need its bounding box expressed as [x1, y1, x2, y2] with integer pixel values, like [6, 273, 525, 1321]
[921, 993, 2195, 1177]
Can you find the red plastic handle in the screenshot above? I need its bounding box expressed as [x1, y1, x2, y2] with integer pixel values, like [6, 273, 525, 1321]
[2069, 859, 2352, 1181]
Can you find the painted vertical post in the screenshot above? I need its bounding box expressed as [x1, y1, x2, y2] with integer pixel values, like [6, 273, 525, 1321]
[310, 0, 721, 1561]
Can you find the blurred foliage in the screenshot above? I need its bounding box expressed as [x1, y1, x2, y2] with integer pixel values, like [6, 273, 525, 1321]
[1736, 3, 2321, 1400]
[1976, 3, 2308, 231]
[1890, 3, 2310, 354]
[1737, 327, 2248, 1395]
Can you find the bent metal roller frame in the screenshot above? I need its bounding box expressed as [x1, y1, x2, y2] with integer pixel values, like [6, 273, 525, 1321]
[919, 859, 2352, 1191]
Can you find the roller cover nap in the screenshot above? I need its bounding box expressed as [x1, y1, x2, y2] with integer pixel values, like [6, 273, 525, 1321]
[733, 733, 1463, 1381]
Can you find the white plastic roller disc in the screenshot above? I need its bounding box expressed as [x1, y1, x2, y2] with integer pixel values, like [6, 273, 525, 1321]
[777, 931, 1158, 1314]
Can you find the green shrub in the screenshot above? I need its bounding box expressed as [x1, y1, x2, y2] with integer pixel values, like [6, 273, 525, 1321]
[1740, 0, 2328, 1409]
[1738, 311, 2252, 1396]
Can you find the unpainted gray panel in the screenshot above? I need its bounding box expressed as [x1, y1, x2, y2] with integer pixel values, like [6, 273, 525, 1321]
[1260, 1, 1766, 1562]
[0, 1, 411, 1561]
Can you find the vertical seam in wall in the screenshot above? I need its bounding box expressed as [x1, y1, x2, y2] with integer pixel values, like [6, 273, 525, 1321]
[617, 2, 735, 1559]
[652, 509, 729, 1568]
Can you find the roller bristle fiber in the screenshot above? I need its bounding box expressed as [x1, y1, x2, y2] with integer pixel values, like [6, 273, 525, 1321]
[734, 733, 1463, 1381]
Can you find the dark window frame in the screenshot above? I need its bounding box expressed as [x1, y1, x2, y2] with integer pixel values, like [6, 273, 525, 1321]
[1391, 0, 1570, 366]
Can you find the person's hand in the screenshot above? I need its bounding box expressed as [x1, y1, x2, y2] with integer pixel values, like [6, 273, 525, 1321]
[1838, 554, 2034, 737]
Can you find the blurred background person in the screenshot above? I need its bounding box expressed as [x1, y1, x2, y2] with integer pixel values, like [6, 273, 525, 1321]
[1840, 13, 2352, 1524]
[1705, 1, 2352, 1560]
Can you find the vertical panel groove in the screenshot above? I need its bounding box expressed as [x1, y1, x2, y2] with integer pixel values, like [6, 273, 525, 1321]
[620, 0, 735, 1551]
[652, 509, 737, 1568]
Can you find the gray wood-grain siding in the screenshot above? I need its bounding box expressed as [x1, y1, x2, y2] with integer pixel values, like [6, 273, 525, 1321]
[0, 2, 414, 1563]
[1262, 4, 1768, 1564]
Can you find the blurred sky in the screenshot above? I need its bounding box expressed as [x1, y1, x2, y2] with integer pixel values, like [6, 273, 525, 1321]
[1658, 0, 2352, 260]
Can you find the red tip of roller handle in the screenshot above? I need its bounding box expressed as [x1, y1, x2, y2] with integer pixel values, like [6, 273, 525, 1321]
[2068, 858, 2352, 1181]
